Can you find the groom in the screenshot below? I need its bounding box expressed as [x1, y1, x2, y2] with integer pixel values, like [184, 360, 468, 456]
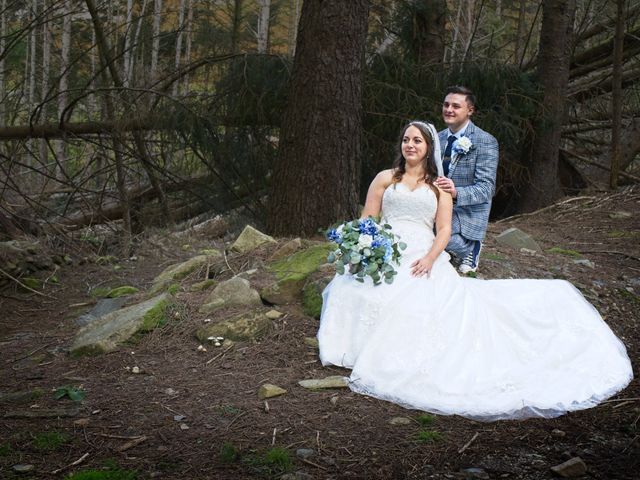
[434, 86, 499, 274]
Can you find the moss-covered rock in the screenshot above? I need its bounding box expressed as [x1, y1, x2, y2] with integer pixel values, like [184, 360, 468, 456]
[229, 225, 277, 254]
[302, 283, 323, 319]
[260, 243, 332, 305]
[269, 238, 302, 260]
[21, 277, 41, 290]
[150, 252, 221, 294]
[200, 277, 262, 314]
[107, 286, 139, 298]
[71, 293, 169, 355]
[196, 309, 272, 342]
[190, 279, 217, 292]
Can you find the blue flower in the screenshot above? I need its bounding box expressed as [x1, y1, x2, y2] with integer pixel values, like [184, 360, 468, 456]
[326, 228, 343, 244]
[358, 218, 378, 236]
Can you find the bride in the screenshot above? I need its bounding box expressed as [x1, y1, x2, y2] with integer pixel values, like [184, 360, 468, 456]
[317, 121, 633, 421]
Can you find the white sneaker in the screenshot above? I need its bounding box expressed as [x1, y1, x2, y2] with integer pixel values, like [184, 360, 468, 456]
[458, 242, 482, 274]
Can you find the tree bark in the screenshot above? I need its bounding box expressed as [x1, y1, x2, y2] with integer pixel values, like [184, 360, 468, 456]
[231, 0, 243, 54]
[56, 0, 72, 176]
[519, 0, 577, 212]
[610, 0, 626, 189]
[150, 0, 162, 81]
[123, 0, 134, 87]
[267, 0, 369, 236]
[0, 0, 6, 124]
[287, 0, 301, 57]
[173, 0, 186, 96]
[256, 0, 271, 53]
[414, 0, 446, 65]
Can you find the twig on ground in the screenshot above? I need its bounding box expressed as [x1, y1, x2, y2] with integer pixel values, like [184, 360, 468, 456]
[602, 397, 640, 404]
[51, 452, 89, 475]
[301, 458, 329, 471]
[495, 196, 595, 224]
[223, 249, 236, 276]
[116, 435, 148, 452]
[206, 346, 233, 365]
[10, 343, 52, 363]
[224, 411, 246, 431]
[0, 266, 53, 297]
[580, 250, 640, 262]
[458, 432, 479, 454]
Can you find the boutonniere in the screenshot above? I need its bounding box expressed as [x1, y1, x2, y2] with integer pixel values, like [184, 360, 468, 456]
[452, 137, 473, 156]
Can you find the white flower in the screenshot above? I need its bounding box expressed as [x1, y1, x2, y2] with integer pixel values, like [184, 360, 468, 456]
[357, 234, 374, 249]
[453, 137, 472, 155]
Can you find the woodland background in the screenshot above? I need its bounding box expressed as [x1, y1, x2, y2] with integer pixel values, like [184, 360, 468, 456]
[0, 0, 638, 248]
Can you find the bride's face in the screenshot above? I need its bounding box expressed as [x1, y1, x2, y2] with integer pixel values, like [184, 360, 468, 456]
[402, 126, 428, 165]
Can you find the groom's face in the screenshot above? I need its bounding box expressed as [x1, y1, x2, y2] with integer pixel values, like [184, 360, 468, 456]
[442, 93, 474, 133]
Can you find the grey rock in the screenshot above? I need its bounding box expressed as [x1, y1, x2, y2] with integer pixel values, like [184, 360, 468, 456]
[573, 259, 595, 269]
[150, 252, 221, 294]
[281, 472, 313, 480]
[298, 376, 349, 389]
[199, 277, 262, 314]
[270, 238, 303, 260]
[304, 337, 319, 349]
[550, 457, 587, 477]
[12, 464, 35, 474]
[496, 227, 542, 252]
[551, 429, 566, 438]
[388, 416, 412, 425]
[296, 448, 316, 460]
[258, 384, 287, 399]
[230, 225, 276, 254]
[71, 294, 168, 355]
[196, 309, 272, 342]
[460, 467, 489, 479]
[76, 297, 129, 326]
[609, 211, 632, 219]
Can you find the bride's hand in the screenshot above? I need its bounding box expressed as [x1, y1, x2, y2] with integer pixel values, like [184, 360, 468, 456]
[410, 256, 434, 278]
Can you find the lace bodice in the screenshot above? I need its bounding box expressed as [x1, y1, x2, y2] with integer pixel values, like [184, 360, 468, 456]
[381, 183, 438, 231]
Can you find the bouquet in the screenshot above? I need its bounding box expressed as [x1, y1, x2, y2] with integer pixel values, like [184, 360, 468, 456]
[325, 217, 406, 285]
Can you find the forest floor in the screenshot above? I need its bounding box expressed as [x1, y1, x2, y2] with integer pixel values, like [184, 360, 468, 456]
[1, 186, 639, 480]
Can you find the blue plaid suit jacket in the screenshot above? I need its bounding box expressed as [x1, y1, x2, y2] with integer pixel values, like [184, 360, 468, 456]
[438, 121, 499, 242]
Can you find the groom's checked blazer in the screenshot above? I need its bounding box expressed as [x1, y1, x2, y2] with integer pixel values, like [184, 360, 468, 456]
[438, 121, 499, 242]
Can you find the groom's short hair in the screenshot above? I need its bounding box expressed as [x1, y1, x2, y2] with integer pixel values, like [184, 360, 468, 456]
[445, 85, 476, 109]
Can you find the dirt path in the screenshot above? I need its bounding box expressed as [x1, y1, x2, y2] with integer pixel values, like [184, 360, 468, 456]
[1, 187, 639, 479]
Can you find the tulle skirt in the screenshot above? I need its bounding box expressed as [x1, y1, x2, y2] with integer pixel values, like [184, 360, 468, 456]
[317, 222, 633, 420]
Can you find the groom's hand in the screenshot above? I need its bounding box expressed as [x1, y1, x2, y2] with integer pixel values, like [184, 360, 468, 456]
[435, 177, 457, 198]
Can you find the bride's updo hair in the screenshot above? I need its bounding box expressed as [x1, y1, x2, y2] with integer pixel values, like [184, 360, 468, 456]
[391, 121, 439, 189]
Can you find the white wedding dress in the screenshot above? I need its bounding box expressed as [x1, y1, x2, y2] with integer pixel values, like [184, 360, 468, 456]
[318, 184, 633, 420]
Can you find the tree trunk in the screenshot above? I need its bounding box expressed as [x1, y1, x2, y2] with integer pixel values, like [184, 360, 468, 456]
[230, 0, 243, 54]
[414, 0, 446, 65]
[514, 0, 527, 64]
[256, 0, 270, 53]
[56, 1, 72, 176]
[267, 0, 369, 236]
[287, 0, 301, 57]
[123, 0, 133, 87]
[519, 0, 577, 212]
[183, 0, 193, 90]
[0, 0, 6, 124]
[39, 2, 51, 169]
[172, 0, 186, 96]
[150, 0, 162, 81]
[610, 0, 625, 189]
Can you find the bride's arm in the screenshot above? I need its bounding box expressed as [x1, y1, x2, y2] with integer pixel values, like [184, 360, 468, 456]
[360, 170, 393, 219]
[411, 187, 453, 277]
